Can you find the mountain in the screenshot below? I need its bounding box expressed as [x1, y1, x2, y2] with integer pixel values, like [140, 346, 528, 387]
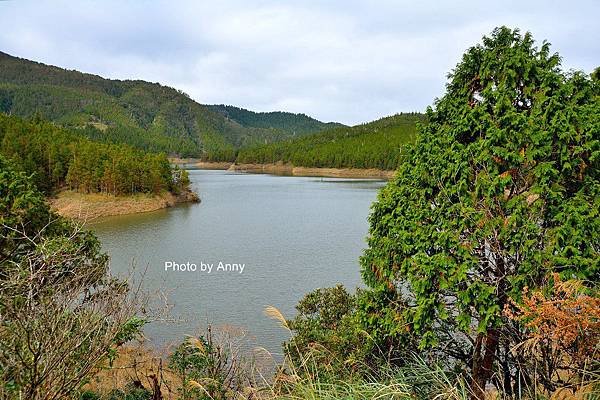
[236, 112, 424, 170]
[206, 105, 343, 136]
[0, 51, 342, 159]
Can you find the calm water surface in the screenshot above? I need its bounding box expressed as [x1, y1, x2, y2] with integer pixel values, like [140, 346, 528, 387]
[91, 170, 385, 356]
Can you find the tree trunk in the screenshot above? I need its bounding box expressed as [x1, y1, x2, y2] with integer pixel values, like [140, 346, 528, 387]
[471, 328, 500, 400]
[150, 374, 162, 400]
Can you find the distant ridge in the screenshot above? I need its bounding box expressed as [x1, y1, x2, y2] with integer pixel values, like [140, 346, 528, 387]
[206, 104, 343, 136]
[0, 51, 343, 159]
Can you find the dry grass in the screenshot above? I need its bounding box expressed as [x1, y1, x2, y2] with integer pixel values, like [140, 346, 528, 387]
[85, 343, 183, 400]
[264, 306, 290, 331]
[49, 190, 180, 220]
[88, 121, 109, 131]
[84, 341, 598, 400]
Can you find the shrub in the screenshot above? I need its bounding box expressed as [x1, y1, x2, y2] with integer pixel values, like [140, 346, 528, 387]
[0, 156, 145, 399]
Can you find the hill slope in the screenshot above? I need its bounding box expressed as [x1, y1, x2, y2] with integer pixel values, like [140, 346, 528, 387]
[0, 52, 340, 159]
[236, 113, 424, 170]
[206, 104, 343, 135]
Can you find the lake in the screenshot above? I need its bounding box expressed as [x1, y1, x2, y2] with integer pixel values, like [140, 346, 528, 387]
[91, 169, 385, 357]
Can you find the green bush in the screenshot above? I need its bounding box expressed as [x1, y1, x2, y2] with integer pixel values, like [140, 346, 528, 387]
[106, 382, 152, 400]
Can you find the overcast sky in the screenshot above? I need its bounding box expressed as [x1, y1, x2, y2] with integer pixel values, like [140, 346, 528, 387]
[0, 1, 598, 124]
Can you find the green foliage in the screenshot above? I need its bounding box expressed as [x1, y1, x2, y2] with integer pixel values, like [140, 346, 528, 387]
[286, 285, 418, 379]
[171, 166, 191, 194]
[592, 66, 600, 82]
[237, 113, 423, 170]
[286, 285, 360, 375]
[273, 358, 474, 400]
[0, 155, 104, 268]
[0, 154, 59, 260]
[167, 330, 254, 400]
[169, 338, 212, 381]
[105, 383, 152, 400]
[0, 52, 339, 159]
[353, 288, 417, 365]
[65, 141, 173, 195]
[169, 338, 214, 400]
[79, 390, 101, 400]
[0, 113, 177, 195]
[114, 317, 148, 346]
[360, 26, 599, 394]
[0, 151, 107, 286]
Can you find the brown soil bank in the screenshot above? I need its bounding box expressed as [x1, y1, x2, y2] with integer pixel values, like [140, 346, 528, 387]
[229, 163, 396, 180]
[50, 189, 200, 221]
[170, 158, 394, 179]
[169, 158, 231, 170]
[193, 161, 233, 169]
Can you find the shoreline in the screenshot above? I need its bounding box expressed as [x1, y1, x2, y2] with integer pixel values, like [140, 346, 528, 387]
[49, 189, 200, 221]
[229, 163, 396, 180]
[170, 158, 395, 180]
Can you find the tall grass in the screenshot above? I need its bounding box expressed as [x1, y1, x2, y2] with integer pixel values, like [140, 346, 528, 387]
[265, 356, 472, 400]
[262, 305, 600, 400]
[263, 305, 471, 400]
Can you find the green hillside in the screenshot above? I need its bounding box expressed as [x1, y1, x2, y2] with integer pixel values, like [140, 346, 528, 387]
[206, 104, 343, 135]
[0, 52, 338, 160]
[236, 112, 424, 170]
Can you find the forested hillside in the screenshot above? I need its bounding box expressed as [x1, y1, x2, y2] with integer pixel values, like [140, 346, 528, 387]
[206, 104, 343, 135]
[0, 113, 183, 196]
[0, 52, 421, 171]
[0, 52, 337, 159]
[236, 112, 424, 170]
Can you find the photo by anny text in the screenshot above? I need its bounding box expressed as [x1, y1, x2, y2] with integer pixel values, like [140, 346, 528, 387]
[164, 261, 245, 274]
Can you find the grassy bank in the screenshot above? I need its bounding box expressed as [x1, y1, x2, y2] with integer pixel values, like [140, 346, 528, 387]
[50, 189, 199, 220]
[169, 158, 232, 170]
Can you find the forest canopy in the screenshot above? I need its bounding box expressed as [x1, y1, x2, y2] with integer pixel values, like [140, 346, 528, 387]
[236, 112, 424, 170]
[0, 113, 180, 196]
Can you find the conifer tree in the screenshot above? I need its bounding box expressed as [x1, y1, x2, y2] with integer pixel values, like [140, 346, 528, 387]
[360, 27, 599, 398]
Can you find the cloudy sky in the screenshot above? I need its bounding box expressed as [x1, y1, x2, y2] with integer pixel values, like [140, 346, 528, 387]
[0, 1, 598, 124]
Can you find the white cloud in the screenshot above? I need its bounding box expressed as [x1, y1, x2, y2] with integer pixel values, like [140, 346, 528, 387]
[0, 0, 598, 124]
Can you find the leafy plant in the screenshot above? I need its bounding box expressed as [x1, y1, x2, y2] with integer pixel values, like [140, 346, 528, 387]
[168, 327, 255, 400]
